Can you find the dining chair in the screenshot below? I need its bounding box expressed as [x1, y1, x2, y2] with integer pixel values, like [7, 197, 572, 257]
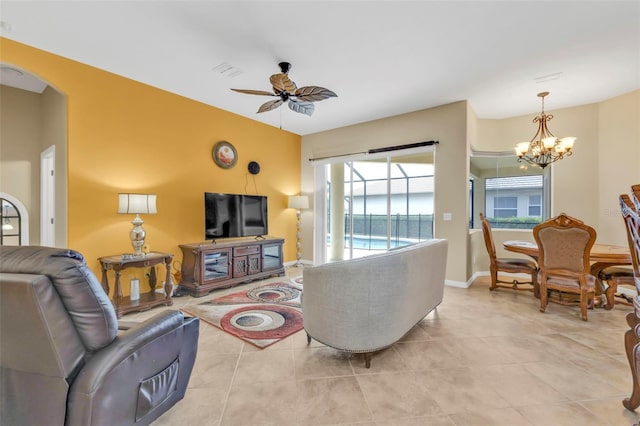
[600, 184, 640, 306]
[479, 212, 538, 296]
[619, 184, 640, 411]
[533, 212, 597, 321]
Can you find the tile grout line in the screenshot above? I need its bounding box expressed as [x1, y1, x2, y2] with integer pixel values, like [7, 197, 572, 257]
[216, 340, 246, 425]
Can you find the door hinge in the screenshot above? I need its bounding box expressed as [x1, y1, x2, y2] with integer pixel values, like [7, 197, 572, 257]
[50, 218, 54, 224]
[50, 170, 54, 176]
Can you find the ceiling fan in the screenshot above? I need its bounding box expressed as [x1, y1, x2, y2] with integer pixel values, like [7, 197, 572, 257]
[231, 62, 337, 116]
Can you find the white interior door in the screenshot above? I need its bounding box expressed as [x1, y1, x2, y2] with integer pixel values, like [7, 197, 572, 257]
[40, 145, 55, 246]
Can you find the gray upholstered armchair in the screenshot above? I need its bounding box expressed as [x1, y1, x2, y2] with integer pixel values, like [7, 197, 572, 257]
[0, 246, 199, 426]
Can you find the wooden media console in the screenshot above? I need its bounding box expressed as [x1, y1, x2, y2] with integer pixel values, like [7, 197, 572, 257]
[178, 236, 285, 297]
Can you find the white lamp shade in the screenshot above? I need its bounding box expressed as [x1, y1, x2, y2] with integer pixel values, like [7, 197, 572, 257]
[542, 137, 557, 149]
[288, 195, 309, 209]
[118, 193, 157, 214]
[515, 142, 530, 156]
[560, 136, 576, 149]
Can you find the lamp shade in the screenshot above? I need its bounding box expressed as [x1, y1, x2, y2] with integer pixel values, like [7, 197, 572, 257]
[118, 193, 157, 214]
[288, 195, 309, 210]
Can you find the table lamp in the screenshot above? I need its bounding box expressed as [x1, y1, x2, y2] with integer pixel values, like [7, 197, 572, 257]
[288, 195, 309, 267]
[118, 193, 157, 257]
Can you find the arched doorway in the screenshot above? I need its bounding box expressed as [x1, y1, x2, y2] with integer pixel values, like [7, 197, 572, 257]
[0, 64, 67, 246]
[0, 193, 29, 245]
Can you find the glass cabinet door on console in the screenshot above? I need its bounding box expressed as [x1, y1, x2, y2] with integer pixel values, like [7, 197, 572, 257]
[262, 243, 283, 271]
[203, 249, 231, 282]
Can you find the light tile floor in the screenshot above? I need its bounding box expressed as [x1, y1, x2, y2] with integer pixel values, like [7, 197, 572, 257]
[126, 268, 640, 425]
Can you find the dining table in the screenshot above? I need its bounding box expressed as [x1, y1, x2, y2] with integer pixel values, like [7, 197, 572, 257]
[503, 240, 632, 309]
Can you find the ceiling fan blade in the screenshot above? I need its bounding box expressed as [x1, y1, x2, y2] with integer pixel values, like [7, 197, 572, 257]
[270, 73, 297, 95]
[257, 99, 284, 113]
[288, 99, 314, 116]
[294, 86, 338, 102]
[231, 88, 276, 96]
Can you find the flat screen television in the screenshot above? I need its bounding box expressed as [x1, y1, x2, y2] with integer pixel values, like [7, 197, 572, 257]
[204, 192, 268, 240]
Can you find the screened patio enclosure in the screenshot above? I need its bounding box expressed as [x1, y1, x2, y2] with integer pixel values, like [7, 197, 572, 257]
[319, 151, 435, 261]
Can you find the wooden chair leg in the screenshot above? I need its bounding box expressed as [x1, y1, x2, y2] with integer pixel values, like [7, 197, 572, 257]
[540, 284, 548, 313]
[532, 272, 540, 299]
[489, 269, 498, 291]
[580, 290, 588, 321]
[623, 321, 640, 410]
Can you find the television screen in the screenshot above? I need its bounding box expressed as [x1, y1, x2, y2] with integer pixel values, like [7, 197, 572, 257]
[205, 193, 268, 239]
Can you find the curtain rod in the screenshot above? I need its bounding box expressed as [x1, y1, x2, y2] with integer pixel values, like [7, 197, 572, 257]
[308, 140, 439, 162]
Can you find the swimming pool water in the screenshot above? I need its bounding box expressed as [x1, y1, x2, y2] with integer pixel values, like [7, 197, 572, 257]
[328, 236, 416, 250]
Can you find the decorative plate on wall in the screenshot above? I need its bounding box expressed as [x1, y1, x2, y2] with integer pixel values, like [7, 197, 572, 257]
[212, 141, 237, 169]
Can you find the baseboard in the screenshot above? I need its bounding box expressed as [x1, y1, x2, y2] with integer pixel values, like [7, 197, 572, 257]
[289, 265, 530, 290]
[449, 271, 535, 290]
[284, 259, 312, 268]
[445, 279, 471, 289]
[445, 271, 487, 289]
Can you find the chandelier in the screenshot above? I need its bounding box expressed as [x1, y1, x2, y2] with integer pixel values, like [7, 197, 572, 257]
[514, 91, 576, 169]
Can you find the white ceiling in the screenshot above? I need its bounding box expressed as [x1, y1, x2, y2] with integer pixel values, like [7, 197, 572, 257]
[1, 1, 638, 136]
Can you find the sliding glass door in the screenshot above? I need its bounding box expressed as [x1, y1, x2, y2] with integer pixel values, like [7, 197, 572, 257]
[317, 151, 434, 262]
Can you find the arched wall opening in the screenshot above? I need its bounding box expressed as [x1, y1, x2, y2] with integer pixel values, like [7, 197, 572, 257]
[0, 63, 67, 246]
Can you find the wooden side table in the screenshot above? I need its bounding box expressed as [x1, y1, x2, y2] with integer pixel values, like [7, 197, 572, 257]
[98, 252, 174, 318]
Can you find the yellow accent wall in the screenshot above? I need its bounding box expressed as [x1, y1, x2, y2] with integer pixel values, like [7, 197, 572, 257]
[0, 37, 302, 292]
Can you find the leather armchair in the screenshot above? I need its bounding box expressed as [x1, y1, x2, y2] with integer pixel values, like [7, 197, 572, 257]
[0, 246, 199, 426]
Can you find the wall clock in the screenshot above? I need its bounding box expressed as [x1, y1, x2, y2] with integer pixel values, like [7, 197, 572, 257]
[212, 141, 237, 169]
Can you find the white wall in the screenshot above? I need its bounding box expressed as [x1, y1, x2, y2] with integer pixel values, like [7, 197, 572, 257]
[597, 91, 640, 245]
[302, 90, 640, 283]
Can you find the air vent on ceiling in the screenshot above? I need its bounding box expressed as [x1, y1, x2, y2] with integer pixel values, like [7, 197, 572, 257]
[212, 62, 243, 78]
[534, 72, 563, 83]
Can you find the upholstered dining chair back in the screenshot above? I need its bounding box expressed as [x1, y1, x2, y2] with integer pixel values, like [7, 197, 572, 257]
[533, 213, 596, 321]
[534, 214, 595, 273]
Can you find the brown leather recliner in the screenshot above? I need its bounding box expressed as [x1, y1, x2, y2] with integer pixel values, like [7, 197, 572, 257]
[0, 246, 200, 426]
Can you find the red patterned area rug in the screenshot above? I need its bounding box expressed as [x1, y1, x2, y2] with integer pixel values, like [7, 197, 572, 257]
[181, 281, 303, 349]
